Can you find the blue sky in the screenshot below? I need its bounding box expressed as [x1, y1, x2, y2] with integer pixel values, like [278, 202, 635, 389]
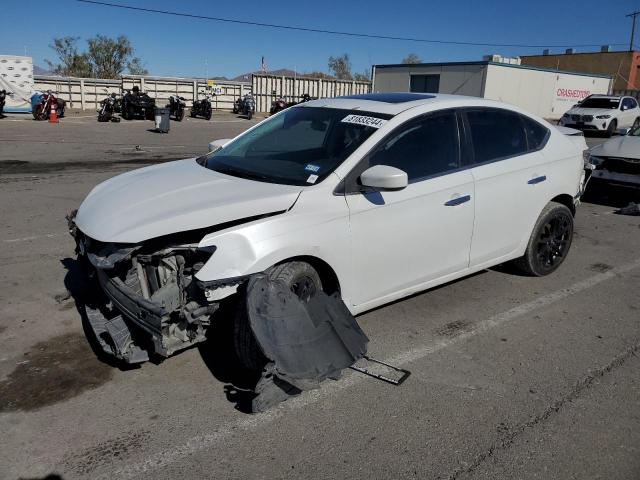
[2, 0, 640, 78]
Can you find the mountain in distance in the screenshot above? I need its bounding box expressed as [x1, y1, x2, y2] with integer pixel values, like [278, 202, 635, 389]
[231, 68, 303, 82]
[33, 65, 52, 75]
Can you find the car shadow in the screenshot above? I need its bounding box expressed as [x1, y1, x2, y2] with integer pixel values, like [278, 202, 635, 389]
[198, 297, 261, 414]
[581, 179, 640, 209]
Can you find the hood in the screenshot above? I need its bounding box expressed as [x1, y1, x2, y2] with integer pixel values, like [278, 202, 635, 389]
[75, 159, 302, 243]
[566, 107, 618, 117]
[590, 135, 640, 159]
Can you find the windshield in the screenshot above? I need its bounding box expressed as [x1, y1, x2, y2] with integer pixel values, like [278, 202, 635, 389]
[578, 98, 620, 109]
[201, 107, 391, 186]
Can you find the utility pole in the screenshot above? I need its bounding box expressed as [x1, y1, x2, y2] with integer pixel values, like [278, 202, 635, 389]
[627, 11, 640, 52]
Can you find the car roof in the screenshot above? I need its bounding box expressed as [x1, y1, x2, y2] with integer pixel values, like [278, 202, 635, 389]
[298, 92, 520, 116]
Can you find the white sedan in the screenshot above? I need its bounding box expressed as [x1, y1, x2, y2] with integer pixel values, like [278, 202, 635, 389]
[69, 93, 589, 366]
[589, 125, 640, 186]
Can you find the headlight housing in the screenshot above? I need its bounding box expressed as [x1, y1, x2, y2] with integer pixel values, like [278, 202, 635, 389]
[596, 114, 611, 119]
[589, 155, 604, 166]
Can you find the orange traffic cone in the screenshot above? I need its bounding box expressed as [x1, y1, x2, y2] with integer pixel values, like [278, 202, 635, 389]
[48, 101, 58, 124]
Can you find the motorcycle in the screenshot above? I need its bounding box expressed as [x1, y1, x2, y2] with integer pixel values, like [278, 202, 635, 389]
[121, 86, 156, 120]
[269, 93, 314, 115]
[97, 92, 122, 122]
[0, 89, 12, 117]
[32, 90, 66, 121]
[190, 94, 212, 120]
[234, 94, 255, 120]
[269, 94, 288, 115]
[167, 95, 186, 121]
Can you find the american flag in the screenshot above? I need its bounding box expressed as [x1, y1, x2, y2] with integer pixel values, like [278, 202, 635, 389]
[260, 56, 267, 73]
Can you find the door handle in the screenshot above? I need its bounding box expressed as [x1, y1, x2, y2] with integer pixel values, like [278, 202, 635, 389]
[444, 195, 471, 206]
[528, 175, 547, 185]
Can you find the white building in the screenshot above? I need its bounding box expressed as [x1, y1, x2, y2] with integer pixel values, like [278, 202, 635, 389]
[371, 59, 613, 119]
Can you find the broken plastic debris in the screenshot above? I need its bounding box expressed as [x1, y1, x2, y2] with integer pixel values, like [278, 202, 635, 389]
[245, 273, 368, 411]
[615, 202, 640, 216]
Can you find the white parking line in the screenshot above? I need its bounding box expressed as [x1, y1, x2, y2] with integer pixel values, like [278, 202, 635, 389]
[98, 256, 640, 479]
[2, 233, 61, 243]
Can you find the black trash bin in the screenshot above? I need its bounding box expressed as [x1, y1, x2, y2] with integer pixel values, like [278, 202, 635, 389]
[154, 107, 170, 133]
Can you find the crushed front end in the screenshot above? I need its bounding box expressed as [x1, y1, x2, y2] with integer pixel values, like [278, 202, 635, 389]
[68, 211, 235, 364]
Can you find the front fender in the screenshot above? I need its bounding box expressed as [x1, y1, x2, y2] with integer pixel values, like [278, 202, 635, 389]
[194, 187, 353, 304]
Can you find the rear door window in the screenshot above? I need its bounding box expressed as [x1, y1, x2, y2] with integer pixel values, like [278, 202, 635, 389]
[465, 109, 528, 164]
[520, 115, 550, 150]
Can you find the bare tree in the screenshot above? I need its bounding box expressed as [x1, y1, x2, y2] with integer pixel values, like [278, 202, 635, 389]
[87, 35, 134, 78]
[46, 35, 147, 78]
[328, 54, 353, 80]
[402, 53, 422, 64]
[353, 69, 371, 82]
[127, 57, 148, 76]
[45, 37, 92, 77]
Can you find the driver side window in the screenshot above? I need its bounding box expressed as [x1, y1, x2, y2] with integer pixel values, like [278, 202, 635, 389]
[368, 110, 461, 182]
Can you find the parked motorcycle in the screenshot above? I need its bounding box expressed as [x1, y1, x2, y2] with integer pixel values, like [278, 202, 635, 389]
[32, 90, 66, 120]
[121, 86, 155, 120]
[234, 94, 256, 119]
[269, 93, 288, 115]
[269, 93, 315, 115]
[190, 95, 212, 120]
[0, 89, 12, 117]
[167, 95, 186, 121]
[98, 92, 122, 122]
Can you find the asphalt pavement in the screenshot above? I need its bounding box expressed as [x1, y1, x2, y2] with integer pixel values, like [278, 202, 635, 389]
[0, 112, 639, 480]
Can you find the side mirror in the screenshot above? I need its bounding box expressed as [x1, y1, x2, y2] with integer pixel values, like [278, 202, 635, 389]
[618, 127, 631, 136]
[208, 138, 232, 153]
[360, 165, 408, 191]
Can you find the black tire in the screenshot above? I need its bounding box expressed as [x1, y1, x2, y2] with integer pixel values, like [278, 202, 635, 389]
[513, 202, 574, 276]
[205, 108, 212, 121]
[190, 108, 196, 118]
[176, 109, 184, 122]
[97, 113, 108, 122]
[605, 119, 616, 138]
[247, 110, 253, 120]
[33, 104, 47, 121]
[234, 261, 323, 371]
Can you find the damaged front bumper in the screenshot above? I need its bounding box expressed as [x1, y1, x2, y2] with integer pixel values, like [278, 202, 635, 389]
[68, 212, 239, 363]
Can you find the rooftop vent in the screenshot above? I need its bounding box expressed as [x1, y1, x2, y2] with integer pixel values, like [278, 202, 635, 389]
[543, 49, 550, 55]
[601, 45, 611, 52]
[565, 48, 576, 54]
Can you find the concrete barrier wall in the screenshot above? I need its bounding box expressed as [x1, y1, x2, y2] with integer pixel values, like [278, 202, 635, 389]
[33, 75, 250, 111]
[251, 74, 371, 112]
[34, 73, 372, 112]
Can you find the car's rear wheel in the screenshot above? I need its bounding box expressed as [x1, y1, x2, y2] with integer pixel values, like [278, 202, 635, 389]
[513, 202, 574, 276]
[234, 261, 323, 371]
[605, 119, 617, 137]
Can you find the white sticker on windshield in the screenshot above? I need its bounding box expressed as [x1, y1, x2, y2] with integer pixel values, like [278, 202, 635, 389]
[306, 174, 319, 184]
[341, 114, 387, 129]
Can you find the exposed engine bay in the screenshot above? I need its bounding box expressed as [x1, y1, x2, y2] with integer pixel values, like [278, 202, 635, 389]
[68, 210, 242, 363]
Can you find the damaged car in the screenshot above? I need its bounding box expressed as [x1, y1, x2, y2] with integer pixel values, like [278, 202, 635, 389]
[589, 122, 640, 187]
[69, 92, 590, 370]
